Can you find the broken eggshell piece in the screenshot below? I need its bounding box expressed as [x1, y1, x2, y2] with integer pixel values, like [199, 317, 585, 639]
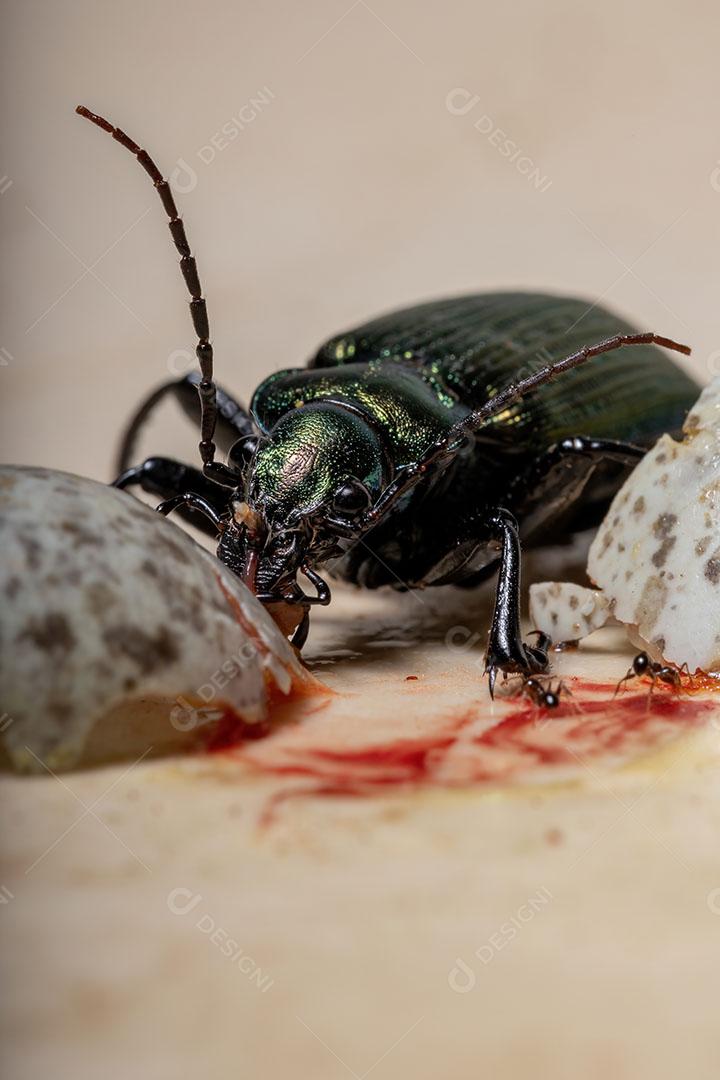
[587, 377, 720, 673]
[0, 466, 313, 773]
[528, 378, 719, 674]
[529, 582, 612, 645]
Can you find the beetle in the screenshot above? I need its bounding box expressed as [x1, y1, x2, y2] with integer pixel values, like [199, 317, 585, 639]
[75, 106, 699, 694]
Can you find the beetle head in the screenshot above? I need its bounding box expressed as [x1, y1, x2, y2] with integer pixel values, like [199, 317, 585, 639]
[218, 402, 388, 604]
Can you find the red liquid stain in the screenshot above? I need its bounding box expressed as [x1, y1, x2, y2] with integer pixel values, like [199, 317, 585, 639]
[683, 671, 720, 694]
[203, 695, 331, 753]
[204, 712, 272, 751]
[208, 676, 720, 822]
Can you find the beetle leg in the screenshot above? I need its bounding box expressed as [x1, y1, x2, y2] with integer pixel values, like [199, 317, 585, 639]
[483, 508, 549, 697]
[291, 608, 311, 650]
[298, 565, 333, 606]
[527, 630, 553, 655]
[509, 436, 644, 499]
[505, 435, 646, 540]
[518, 435, 643, 486]
[155, 492, 224, 531]
[116, 372, 256, 475]
[115, 455, 229, 537]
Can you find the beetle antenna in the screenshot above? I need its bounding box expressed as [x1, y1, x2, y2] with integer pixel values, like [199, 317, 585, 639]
[455, 333, 691, 442]
[76, 105, 219, 470]
[361, 333, 691, 529]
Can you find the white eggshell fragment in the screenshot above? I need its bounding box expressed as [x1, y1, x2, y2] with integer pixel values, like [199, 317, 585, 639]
[529, 582, 611, 644]
[0, 466, 311, 772]
[587, 378, 720, 673]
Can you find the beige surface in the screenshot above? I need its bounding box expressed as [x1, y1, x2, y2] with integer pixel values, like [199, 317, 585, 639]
[3, 582, 720, 1080]
[4, 2, 720, 1077]
[1, 0, 719, 476]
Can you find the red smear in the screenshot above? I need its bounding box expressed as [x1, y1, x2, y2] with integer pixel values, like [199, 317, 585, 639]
[200, 694, 333, 754]
[204, 710, 272, 752]
[228, 676, 720, 823]
[205, 574, 720, 809]
[683, 671, 720, 694]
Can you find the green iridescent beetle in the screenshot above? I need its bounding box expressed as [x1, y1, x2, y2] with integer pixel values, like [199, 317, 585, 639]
[78, 106, 699, 694]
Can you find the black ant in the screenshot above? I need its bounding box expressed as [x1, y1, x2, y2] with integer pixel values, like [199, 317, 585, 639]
[520, 676, 564, 710]
[515, 632, 566, 709]
[615, 652, 687, 695]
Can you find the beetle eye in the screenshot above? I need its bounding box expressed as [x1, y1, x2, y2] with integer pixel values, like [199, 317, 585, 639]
[228, 434, 261, 474]
[332, 478, 371, 516]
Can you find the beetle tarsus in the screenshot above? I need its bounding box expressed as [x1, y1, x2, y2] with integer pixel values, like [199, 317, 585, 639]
[485, 640, 550, 698]
[291, 608, 311, 650]
[155, 491, 224, 531]
[300, 565, 332, 606]
[115, 373, 256, 477]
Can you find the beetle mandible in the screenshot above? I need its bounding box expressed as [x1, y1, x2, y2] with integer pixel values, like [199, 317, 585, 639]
[75, 106, 699, 693]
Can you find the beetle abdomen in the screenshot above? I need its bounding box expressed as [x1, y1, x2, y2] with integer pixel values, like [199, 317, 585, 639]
[311, 292, 699, 449]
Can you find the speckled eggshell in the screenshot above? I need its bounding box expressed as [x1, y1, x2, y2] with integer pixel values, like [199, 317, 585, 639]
[587, 378, 720, 673]
[0, 466, 308, 772]
[529, 582, 611, 644]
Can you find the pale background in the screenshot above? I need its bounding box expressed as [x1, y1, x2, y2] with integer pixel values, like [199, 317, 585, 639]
[1, 0, 718, 477]
[5, 4, 720, 1079]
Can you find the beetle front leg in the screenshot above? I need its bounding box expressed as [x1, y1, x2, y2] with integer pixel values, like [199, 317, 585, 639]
[291, 608, 311, 650]
[116, 373, 256, 474]
[484, 508, 549, 697]
[155, 491, 223, 531]
[115, 455, 230, 536]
